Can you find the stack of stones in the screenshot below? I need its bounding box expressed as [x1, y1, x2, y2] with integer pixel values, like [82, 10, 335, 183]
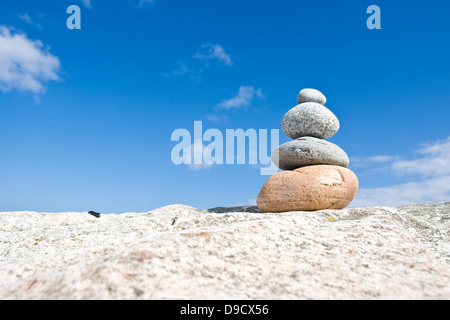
[257, 88, 359, 213]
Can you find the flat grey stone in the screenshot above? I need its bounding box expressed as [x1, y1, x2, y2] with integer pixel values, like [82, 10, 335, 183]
[281, 102, 339, 139]
[272, 136, 349, 170]
[297, 88, 327, 105]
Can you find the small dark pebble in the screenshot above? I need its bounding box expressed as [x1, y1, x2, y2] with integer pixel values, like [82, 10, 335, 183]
[133, 287, 145, 297]
[88, 211, 101, 218]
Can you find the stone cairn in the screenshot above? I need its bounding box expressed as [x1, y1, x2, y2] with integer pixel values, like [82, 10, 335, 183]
[257, 88, 359, 213]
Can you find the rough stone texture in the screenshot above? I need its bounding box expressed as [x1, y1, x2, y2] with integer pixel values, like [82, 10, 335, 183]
[257, 165, 359, 212]
[272, 137, 349, 170]
[297, 88, 327, 105]
[281, 102, 339, 139]
[0, 202, 449, 300]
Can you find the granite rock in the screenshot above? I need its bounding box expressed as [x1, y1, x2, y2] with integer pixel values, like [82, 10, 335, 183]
[272, 136, 349, 170]
[257, 165, 358, 212]
[297, 88, 327, 105]
[0, 203, 449, 299]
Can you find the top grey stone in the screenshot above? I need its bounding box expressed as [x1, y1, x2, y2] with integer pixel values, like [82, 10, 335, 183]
[297, 88, 327, 105]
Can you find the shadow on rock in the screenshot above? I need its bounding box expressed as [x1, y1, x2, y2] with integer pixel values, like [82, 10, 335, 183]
[207, 206, 261, 213]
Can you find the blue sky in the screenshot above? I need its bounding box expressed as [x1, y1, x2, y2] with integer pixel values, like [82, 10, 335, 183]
[0, 0, 449, 212]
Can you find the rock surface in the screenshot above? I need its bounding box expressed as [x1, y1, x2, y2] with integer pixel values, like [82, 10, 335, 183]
[281, 102, 339, 139]
[272, 137, 350, 170]
[297, 88, 327, 105]
[0, 202, 449, 299]
[257, 165, 358, 212]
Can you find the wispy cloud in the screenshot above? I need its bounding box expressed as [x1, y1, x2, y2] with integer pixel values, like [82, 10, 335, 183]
[81, 0, 93, 9]
[194, 43, 233, 66]
[351, 155, 396, 165]
[18, 14, 42, 29]
[184, 139, 213, 170]
[351, 137, 450, 207]
[0, 26, 61, 93]
[391, 137, 450, 177]
[130, 0, 156, 9]
[351, 175, 450, 208]
[216, 86, 264, 110]
[168, 43, 232, 80]
[167, 61, 206, 81]
[80, 0, 156, 10]
[206, 114, 227, 123]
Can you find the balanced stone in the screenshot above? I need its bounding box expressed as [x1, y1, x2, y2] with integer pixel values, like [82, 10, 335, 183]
[281, 102, 339, 139]
[257, 165, 359, 212]
[272, 137, 349, 170]
[297, 88, 327, 105]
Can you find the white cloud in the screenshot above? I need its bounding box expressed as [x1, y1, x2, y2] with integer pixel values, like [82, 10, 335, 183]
[206, 114, 227, 122]
[183, 139, 212, 171]
[168, 43, 232, 80]
[81, 0, 93, 9]
[351, 137, 450, 207]
[351, 175, 450, 208]
[129, 0, 156, 9]
[18, 14, 42, 29]
[81, 0, 157, 10]
[194, 43, 233, 66]
[172, 63, 190, 76]
[216, 86, 264, 109]
[169, 61, 205, 81]
[0, 26, 61, 93]
[391, 137, 450, 177]
[351, 155, 396, 165]
[139, 0, 155, 7]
